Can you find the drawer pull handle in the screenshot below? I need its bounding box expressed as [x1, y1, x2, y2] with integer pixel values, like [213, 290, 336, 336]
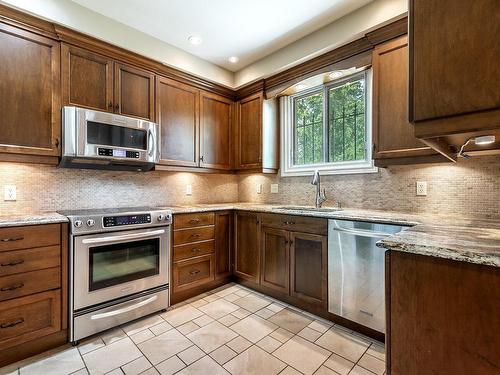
[189, 270, 201, 275]
[1, 283, 24, 292]
[191, 248, 201, 253]
[1, 259, 25, 267]
[283, 221, 296, 225]
[189, 218, 201, 224]
[189, 234, 200, 239]
[0, 236, 24, 243]
[1, 318, 25, 329]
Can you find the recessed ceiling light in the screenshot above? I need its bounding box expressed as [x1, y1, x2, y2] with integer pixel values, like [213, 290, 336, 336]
[188, 35, 203, 45]
[295, 84, 307, 91]
[228, 56, 239, 63]
[329, 71, 344, 79]
[474, 135, 496, 145]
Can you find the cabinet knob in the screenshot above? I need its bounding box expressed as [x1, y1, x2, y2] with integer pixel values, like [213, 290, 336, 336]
[108, 101, 113, 110]
[115, 104, 120, 112]
[200, 156, 204, 162]
[189, 270, 201, 276]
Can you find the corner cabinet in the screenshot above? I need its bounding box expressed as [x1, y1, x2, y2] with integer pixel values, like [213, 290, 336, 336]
[234, 211, 260, 283]
[372, 36, 446, 166]
[61, 44, 155, 121]
[234, 92, 279, 173]
[260, 227, 290, 294]
[0, 23, 61, 164]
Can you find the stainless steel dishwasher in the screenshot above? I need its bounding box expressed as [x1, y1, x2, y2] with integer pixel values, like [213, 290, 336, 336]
[328, 219, 407, 333]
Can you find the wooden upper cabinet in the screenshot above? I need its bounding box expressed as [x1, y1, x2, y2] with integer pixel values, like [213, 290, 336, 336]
[236, 92, 263, 169]
[234, 211, 260, 282]
[156, 77, 199, 167]
[61, 44, 113, 112]
[260, 227, 290, 294]
[0, 23, 60, 159]
[409, 0, 500, 134]
[372, 36, 444, 166]
[114, 62, 155, 121]
[199, 91, 233, 170]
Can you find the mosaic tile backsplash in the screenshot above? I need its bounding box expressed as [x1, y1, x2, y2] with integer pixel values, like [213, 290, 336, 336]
[0, 164, 238, 215]
[0, 156, 498, 219]
[238, 156, 500, 219]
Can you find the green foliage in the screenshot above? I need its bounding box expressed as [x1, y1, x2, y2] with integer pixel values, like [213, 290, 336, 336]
[293, 78, 366, 166]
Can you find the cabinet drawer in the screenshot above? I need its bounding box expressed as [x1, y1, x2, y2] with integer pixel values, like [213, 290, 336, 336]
[261, 213, 327, 235]
[173, 255, 214, 292]
[0, 246, 60, 277]
[0, 224, 60, 252]
[0, 268, 60, 302]
[174, 212, 215, 229]
[174, 226, 215, 245]
[173, 240, 214, 262]
[0, 290, 61, 351]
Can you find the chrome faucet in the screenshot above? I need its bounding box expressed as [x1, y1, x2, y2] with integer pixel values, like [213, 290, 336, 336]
[311, 170, 327, 208]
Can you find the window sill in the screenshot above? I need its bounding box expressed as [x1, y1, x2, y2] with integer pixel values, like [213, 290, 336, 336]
[280, 165, 378, 177]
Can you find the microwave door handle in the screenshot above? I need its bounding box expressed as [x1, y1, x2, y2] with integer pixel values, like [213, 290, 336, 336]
[81, 229, 166, 245]
[90, 295, 158, 320]
[148, 129, 154, 157]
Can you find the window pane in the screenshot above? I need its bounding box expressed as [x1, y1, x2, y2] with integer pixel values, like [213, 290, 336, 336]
[293, 92, 324, 165]
[328, 78, 366, 162]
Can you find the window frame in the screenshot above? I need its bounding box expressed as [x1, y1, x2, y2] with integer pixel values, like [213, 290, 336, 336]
[281, 69, 377, 177]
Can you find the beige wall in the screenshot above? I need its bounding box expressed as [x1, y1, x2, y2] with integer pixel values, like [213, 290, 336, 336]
[238, 157, 500, 220]
[0, 163, 238, 215]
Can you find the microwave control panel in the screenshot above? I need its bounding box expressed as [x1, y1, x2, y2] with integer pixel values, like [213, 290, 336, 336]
[103, 214, 151, 227]
[98, 148, 140, 158]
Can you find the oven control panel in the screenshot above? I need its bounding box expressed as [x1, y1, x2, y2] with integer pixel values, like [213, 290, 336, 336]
[103, 214, 151, 227]
[98, 148, 140, 159]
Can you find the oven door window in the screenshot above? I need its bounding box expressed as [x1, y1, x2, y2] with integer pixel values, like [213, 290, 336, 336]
[87, 121, 147, 150]
[89, 238, 159, 291]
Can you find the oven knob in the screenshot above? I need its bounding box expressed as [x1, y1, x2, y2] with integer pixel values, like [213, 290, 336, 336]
[86, 219, 95, 227]
[157, 214, 165, 221]
[74, 220, 83, 228]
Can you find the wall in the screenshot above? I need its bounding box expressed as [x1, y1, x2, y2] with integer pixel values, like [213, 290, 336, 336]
[0, 163, 238, 215]
[238, 156, 500, 219]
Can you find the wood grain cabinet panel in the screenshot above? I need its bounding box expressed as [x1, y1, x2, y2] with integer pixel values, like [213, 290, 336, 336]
[156, 77, 200, 167]
[173, 241, 214, 262]
[290, 232, 327, 307]
[173, 226, 215, 246]
[0, 23, 60, 158]
[0, 267, 60, 302]
[236, 92, 262, 169]
[234, 211, 260, 282]
[174, 212, 215, 229]
[260, 227, 289, 294]
[0, 246, 60, 277]
[114, 62, 155, 121]
[372, 36, 443, 166]
[172, 255, 214, 293]
[0, 224, 61, 252]
[200, 91, 233, 170]
[61, 44, 114, 112]
[215, 211, 232, 279]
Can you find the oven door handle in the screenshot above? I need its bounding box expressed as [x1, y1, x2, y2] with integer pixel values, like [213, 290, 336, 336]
[90, 295, 158, 320]
[81, 229, 166, 245]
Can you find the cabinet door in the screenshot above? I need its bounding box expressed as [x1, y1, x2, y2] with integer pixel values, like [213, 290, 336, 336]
[215, 211, 233, 279]
[234, 212, 260, 283]
[236, 92, 262, 169]
[290, 232, 327, 306]
[61, 44, 114, 112]
[156, 77, 199, 166]
[114, 62, 155, 121]
[409, 0, 500, 122]
[372, 36, 437, 164]
[260, 227, 289, 294]
[199, 91, 233, 169]
[0, 23, 60, 158]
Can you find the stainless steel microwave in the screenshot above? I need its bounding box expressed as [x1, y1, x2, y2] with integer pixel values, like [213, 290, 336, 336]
[60, 106, 160, 171]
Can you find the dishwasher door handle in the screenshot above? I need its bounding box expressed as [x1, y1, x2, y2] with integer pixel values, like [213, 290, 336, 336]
[330, 227, 392, 238]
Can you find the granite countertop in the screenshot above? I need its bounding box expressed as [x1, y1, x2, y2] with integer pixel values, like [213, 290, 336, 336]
[0, 212, 68, 228]
[169, 203, 500, 268]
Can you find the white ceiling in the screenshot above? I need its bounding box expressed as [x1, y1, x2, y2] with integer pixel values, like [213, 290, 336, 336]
[71, 0, 372, 71]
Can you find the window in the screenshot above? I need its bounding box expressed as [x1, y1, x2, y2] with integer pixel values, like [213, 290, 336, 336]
[281, 71, 376, 176]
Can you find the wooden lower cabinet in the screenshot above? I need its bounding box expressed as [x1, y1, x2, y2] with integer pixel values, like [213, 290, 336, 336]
[290, 232, 327, 307]
[234, 211, 260, 282]
[260, 227, 289, 294]
[386, 251, 500, 374]
[215, 211, 232, 279]
[172, 255, 214, 293]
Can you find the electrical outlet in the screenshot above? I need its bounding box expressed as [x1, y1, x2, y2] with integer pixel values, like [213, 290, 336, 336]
[186, 184, 192, 196]
[416, 181, 427, 196]
[270, 184, 279, 194]
[256, 184, 262, 194]
[4, 185, 16, 201]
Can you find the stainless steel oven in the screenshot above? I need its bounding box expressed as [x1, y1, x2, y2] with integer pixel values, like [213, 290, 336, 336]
[60, 106, 160, 171]
[60, 207, 172, 343]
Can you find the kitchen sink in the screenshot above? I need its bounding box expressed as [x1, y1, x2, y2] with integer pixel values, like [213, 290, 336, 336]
[273, 206, 342, 212]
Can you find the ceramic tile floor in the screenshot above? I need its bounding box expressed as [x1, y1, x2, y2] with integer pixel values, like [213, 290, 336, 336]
[0, 283, 386, 375]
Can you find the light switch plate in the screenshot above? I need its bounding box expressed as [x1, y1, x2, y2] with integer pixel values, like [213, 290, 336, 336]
[186, 184, 192, 196]
[257, 184, 262, 194]
[270, 184, 279, 194]
[416, 181, 427, 196]
[4, 185, 16, 201]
